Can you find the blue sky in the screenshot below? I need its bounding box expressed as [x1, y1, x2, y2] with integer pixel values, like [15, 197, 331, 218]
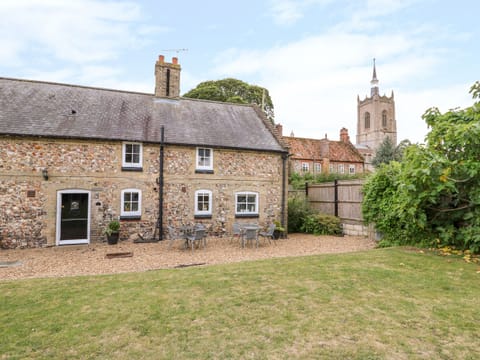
[0, 0, 477, 144]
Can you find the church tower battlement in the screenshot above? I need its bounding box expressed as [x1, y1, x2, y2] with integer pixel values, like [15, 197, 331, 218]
[356, 59, 397, 152]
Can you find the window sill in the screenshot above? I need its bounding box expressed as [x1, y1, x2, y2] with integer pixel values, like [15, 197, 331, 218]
[235, 214, 259, 219]
[120, 215, 141, 221]
[195, 169, 214, 174]
[194, 214, 212, 219]
[121, 167, 143, 172]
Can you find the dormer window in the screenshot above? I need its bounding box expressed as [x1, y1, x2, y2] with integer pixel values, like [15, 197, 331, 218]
[122, 142, 143, 171]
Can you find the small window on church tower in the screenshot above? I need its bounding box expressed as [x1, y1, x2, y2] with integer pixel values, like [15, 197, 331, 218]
[382, 110, 387, 127]
[364, 112, 370, 129]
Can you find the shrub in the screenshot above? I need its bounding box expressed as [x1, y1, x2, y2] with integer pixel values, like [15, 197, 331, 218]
[287, 197, 313, 233]
[300, 213, 343, 236]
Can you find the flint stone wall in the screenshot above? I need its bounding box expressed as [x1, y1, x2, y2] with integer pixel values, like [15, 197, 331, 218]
[0, 136, 284, 248]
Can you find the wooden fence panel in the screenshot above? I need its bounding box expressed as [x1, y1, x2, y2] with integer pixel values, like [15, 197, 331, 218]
[306, 179, 365, 222]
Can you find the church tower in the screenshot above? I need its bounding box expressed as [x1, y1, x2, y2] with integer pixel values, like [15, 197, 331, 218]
[356, 59, 397, 154]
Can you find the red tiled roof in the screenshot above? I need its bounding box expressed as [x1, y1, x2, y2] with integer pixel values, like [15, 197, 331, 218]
[283, 136, 364, 163]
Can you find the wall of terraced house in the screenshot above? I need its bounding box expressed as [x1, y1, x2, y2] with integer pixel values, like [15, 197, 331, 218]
[0, 136, 284, 248]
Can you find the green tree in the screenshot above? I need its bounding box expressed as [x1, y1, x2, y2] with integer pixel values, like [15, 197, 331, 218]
[363, 81, 480, 253]
[183, 78, 275, 122]
[372, 137, 411, 167]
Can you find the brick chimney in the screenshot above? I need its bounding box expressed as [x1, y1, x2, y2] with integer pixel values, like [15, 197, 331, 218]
[154, 55, 181, 98]
[275, 123, 283, 137]
[340, 127, 350, 143]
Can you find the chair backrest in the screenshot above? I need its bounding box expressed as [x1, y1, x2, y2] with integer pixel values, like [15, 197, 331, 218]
[232, 223, 242, 235]
[266, 223, 276, 235]
[244, 228, 257, 240]
[167, 225, 180, 239]
[194, 229, 205, 240]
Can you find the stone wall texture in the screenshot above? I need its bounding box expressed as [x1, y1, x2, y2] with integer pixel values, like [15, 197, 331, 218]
[0, 136, 285, 248]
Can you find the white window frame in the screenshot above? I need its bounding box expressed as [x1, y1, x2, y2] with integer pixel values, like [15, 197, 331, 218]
[121, 189, 142, 217]
[339, 164, 345, 174]
[329, 164, 336, 173]
[235, 192, 259, 215]
[195, 190, 212, 216]
[122, 142, 143, 168]
[196, 147, 213, 171]
[301, 162, 309, 172]
[349, 164, 356, 174]
[314, 163, 322, 173]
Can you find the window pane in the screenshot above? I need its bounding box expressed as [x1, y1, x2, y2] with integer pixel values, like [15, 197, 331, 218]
[198, 148, 211, 167]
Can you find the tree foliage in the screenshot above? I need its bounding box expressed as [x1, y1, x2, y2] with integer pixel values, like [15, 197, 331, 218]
[289, 171, 367, 190]
[183, 78, 275, 122]
[363, 81, 480, 253]
[372, 137, 411, 167]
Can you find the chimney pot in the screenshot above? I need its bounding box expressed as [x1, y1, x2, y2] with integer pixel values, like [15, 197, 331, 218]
[158, 55, 165, 63]
[275, 124, 283, 137]
[340, 127, 350, 142]
[172, 57, 178, 65]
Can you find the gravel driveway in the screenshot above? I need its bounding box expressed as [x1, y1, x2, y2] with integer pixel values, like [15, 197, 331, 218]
[0, 234, 376, 281]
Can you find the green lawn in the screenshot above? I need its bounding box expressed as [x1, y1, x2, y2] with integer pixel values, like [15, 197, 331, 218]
[1, 248, 479, 359]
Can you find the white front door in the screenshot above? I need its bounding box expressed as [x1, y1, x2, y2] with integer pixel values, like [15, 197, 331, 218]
[56, 190, 91, 245]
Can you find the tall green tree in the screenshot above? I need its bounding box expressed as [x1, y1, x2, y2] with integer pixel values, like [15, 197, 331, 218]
[363, 81, 480, 253]
[183, 78, 275, 122]
[372, 137, 411, 167]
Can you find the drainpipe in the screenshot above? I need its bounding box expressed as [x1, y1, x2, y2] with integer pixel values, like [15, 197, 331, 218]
[281, 153, 288, 230]
[158, 126, 164, 240]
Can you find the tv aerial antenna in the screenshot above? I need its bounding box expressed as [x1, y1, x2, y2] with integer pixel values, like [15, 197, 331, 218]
[160, 48, 188, 54]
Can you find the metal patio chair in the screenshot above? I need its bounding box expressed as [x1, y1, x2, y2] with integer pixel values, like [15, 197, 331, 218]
[186, 228, 206, 253]
[259, 223, 276, 245]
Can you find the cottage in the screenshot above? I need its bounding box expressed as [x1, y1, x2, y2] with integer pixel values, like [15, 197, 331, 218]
[280, 127, 364, 176]
[0, 56, 288, 249]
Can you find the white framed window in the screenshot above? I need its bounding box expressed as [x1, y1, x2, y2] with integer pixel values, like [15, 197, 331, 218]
[349, 165, 356, 174]
[301, 162, 309, 172]
[314, 163, 322, 173]
[235, 192, 258, 215]
[339, 164, 345, 174]
[195, 190, 212, 216]
[196, 147, 213, 171]
[329, 164, 336, 173]
[121, 189, 142, 217]
[122, 142, 143, 168]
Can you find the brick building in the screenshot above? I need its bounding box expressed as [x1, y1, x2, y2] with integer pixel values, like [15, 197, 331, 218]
[0, 56, 288, 249]
[280, 127, 364, 176]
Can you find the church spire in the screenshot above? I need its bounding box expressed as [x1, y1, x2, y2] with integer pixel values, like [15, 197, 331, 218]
[370, 58, 379, 96]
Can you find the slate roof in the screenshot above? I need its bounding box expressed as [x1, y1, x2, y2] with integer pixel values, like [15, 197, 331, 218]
[283, 136, 364, 163]
[0, 77, 286, 153]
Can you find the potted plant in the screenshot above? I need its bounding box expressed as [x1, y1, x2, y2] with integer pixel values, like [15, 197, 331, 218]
[104, 220, 120, 245]
[273, 220, 286, 239]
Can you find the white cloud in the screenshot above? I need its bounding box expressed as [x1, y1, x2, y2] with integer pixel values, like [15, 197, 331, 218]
[269, 0, 304, 25]
[209, 19, 469, 144]
[0, 1, 159, 66]
[268, 0, 333, 26]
